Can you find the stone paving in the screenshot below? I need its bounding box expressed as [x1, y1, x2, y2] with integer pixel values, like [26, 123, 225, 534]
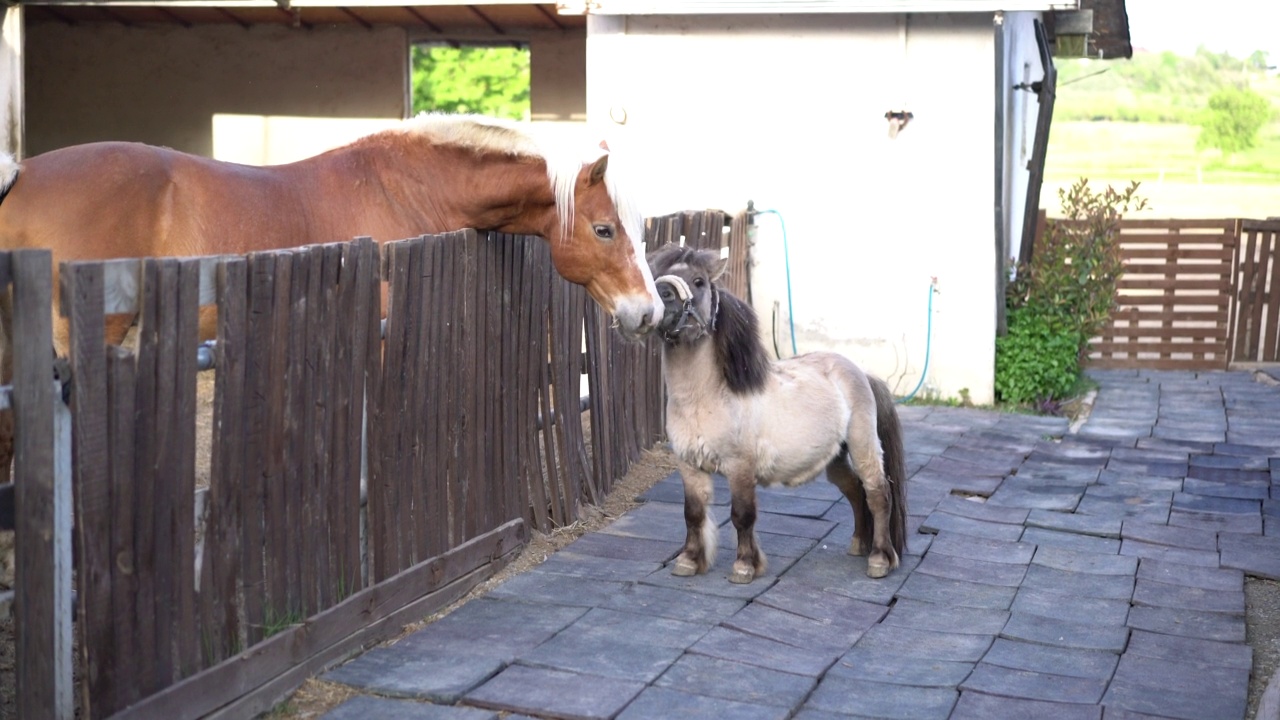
[320, 369, 1280, 720]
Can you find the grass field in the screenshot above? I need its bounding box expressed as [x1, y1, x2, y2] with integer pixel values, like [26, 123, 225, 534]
[1043, 121, 1280, 219]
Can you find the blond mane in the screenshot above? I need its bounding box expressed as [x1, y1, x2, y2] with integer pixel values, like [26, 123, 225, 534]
[399, 113, 644, 246]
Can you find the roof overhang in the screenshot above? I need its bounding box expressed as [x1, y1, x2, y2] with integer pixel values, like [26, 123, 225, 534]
[557, 0, 1079, 14]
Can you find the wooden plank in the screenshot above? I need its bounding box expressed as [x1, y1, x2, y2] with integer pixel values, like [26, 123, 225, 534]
[519, 239, 550, 534]
[13, 250, 74, 720]
[334, 241, 362, 597]
[1263, 230, 1280, 362]
[420, 236, 447, 557]
[106, 347, 140, 711]
[1236, 226, 1262, 361]
[64, 263, 114, 718]
[500, 235, 520, 528]
[283, 249, 310, 618]
[1092, 326, 1228, 341]
[299, 245, 324, 618]
[1090, 340, 1227, 355]
[359, 238, 383, 588]
[174, 259, 202, 679]
[374, 240, 409, 579]
[1086, 357, 1226, 370]
[476, 232, 496, 534]
[1117, 219, 1237, 230]
[312, 244, 340, 610]
[403, 238, 428, 564]
[151, 260, 182, 687]
[263, 252, 293, 621]
[112, 519, 526, 720]
[202, 258, 247, 666]
[241, 253, 275, 644]
[130, 260, 163, 695]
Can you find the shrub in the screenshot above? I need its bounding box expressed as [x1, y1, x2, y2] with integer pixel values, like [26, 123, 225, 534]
[997, 178, 1148, 406]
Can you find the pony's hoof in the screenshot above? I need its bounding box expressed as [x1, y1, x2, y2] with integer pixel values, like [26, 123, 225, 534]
[866, 557, 891, 579]
[672, 557, 699, 576]
[729, 567, 755, 584]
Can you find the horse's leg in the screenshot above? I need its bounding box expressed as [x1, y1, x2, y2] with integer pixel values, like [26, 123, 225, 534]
[728, 472, 766, 584]
[672, 464, 717, 576]
[846, 420, 899, 579]
[826, 454, 873, 558]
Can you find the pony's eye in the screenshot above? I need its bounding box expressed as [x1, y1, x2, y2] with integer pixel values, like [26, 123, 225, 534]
[693, 277, 706, 288]
[593, 224, 615, 240]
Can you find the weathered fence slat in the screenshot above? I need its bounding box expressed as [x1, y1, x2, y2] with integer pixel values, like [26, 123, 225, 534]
[519, 239, 551, 533]
[107, 346, 140, 712]
[174, 260, 201, 679]
[264, 252, 294, 624]
[131, 261, 162, 694]
[242, 253, 276, 645]
[13, 249, 74, 720]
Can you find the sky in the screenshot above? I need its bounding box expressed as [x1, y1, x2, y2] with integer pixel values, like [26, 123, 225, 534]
[1122, 0, 1279, 62]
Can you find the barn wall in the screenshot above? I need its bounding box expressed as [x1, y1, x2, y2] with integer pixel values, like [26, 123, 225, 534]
[587, 12, 1001, 403]
[24, 22, 410, 158]
[530, 32, 587, 121]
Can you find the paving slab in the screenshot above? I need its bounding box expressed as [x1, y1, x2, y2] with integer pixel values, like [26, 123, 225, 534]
[1102, 678, 1246, 720]
[616, 686, 792, 720]
[394, 598, 587, 658]
[999, 612, 1130, 653]
[933, 494, 1031, 524]
[1119, 538, 1220, 568]
[723, 602, 874, 654]
[829, 646, 975, 687]
[879, 597, 1009, 636]
[1167, 508, 1262, 534]
[803, 675, 958, 720]
[1094, 471, 1185, 493]
[688, 626, 838, 677]
[1024, 509, 1122, 538]
[1124, 628, 1252, 669]
[464, 664, 645, 720]
[323, 645, 507, 704]
[484, 570, 631, 608]
[641, 556, 782, 601]
[985, 479, 1084, 511]
[1020, 526, 1121, 554]
[1171, 492, 1260, 515]
[638, 473, 730, 506]
[753, 578, 890, 626]
[1010, 587, 1130, 626]
[599, 583, 747, 624]
[1187, 464, 1271, 484]
[1218, 531, 1280, 579]
[895, 572, 1018, 611]
[1020, 564, 1135, 600]
[959, 663, 1108, 704]
[853, 624, 994, 663]
[520, 631, 684, 683]
[912, 551, 1029, 587]
[1126, 605, 1246, 643]
[926, 530, 1037, 565]
[1182, 477, 1271, 500]
[536, 552, 664, 583]
[1032, 546, 1138, 576]
[1136, 557, 1244, 592]
[562, 532, 680, 563]
[1119, 519, 1218, 551]
[321, 696, 499, 720]
[1132, 577, 1244, 615]
[950, 690, 1102, 720]
[567, 608, 714, 649]
[1112, 652, 1249, 698]
[651, 654, 816, 709]
[1014, 462, 1104, 485]
[919, 511, 1027, 541]
[781, 543, 917, 606]
[980, 637, 1119, 680]
[910, 470, 1004, 498]
[1110, 446, 1190, 464]
[1192, 451, 1272, 469]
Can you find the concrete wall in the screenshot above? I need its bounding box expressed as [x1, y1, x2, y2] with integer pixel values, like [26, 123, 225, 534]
[24, 22, 410, 158]
[530, 33, 587, 121]
[587, 12, 1006, 403]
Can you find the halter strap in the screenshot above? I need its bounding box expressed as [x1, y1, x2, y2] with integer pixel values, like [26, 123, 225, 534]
[655, 274, 718, 344]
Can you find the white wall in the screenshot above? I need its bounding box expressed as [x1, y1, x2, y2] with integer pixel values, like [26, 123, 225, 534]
[1002, 11, 1048, 267]
[25, 22, 410, 158]
[587, 12, 1001, 403]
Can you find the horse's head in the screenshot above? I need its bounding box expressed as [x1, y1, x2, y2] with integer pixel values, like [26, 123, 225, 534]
[546, 152, 663, 341]
[647, 244, 728, 345]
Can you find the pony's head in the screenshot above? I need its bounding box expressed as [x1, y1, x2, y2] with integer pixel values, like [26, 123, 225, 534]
[648, 243, 769, 393]
[648, 244, 726, 345]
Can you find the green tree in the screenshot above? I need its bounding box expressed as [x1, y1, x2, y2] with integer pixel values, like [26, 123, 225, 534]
[1195, 86, 1272, 156]
[411, 45, 530, 120]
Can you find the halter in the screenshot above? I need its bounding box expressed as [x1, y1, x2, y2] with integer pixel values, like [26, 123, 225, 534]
[654, 273, 719, 344]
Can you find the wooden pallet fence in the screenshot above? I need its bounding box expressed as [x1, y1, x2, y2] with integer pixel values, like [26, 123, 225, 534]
[1230, 219, 1280, 364]
[644, 209, 751, 301]
[1086, 219, 1236, 370]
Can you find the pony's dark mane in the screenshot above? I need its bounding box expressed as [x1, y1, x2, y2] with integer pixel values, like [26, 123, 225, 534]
[713, 284, 771, 395]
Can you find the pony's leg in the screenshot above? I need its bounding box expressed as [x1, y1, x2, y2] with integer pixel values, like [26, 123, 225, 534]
[728, 472, 767, 584]
[673, 465, 717, 576]
[826, 455, 872, 558]
[847, 423, 899, 579]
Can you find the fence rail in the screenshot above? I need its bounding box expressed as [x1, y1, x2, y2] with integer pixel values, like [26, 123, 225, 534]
[6, 209, 750, 719]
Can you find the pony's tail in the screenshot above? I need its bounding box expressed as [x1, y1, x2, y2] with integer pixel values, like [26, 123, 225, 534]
[0, 153, 19, 203]
[869, 376, 909, 555]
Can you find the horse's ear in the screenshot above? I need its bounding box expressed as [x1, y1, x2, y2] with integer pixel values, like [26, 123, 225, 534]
[587, 154, 609, 186]
[711, 256, 730, 282]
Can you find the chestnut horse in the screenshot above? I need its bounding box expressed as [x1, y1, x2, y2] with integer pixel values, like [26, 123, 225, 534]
[0, 113, 664, 482]
[649, 244, 908, 583]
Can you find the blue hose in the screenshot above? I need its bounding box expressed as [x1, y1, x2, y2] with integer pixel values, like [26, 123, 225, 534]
[753, 209, 798, 357]
[897, 282, 936, 403]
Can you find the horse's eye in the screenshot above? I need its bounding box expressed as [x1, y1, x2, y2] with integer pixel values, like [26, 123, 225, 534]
[593, 224, 615, 240]
[693, 277, 706, 288]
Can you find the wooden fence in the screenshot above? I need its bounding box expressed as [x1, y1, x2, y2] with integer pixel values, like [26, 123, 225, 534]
[1086, 219, 1237, 370]
[7, 210, 750, 719]
[1230, 219, 1280, 364]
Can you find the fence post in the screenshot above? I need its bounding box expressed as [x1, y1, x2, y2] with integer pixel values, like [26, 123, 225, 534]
[12, 249, 75, 719]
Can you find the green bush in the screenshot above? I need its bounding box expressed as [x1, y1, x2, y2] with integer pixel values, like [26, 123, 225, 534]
[995, 308, 1082, 405]
[997, 179, 1147, 407]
